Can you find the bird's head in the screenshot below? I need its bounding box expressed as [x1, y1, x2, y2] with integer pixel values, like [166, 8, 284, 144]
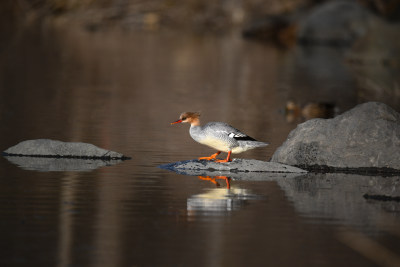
[171, 112, 201, 126]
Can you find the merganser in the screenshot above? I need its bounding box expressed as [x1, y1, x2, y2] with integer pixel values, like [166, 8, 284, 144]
[285, 101, 337, 122]
[171, 112, 269, 163]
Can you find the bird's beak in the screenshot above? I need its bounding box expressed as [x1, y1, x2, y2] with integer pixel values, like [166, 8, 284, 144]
[171, 119, 182, 125]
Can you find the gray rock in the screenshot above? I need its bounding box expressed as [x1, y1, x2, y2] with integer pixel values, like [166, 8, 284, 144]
[3, 139, 130, 159]
[159, 158, 307, 181]
[4, 156, 124, 172]
[271, 102, 400, 170]
[298, 1, 369, 46]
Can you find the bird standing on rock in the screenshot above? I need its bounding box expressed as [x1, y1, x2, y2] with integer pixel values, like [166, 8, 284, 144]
[171, 112, 269, 163]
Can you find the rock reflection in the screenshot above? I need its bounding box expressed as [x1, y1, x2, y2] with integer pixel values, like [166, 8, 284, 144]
[276, 173, 400, 232]
[3, 156, 124, 172]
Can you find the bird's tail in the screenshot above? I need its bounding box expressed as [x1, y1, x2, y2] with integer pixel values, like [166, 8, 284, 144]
[254, 141, 269, 147]
[245, 141, 269, 148]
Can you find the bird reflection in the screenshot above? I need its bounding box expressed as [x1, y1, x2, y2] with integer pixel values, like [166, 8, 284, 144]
[198, 175, 231, 189]
[187, 176, 261, 218]
[285, 101, 338, 123]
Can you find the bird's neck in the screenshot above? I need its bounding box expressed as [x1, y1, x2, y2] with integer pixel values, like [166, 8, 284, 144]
[190, 118, 200, 126]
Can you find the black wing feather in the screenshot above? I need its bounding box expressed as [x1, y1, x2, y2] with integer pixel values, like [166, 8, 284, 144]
[233, 135, 256, 141]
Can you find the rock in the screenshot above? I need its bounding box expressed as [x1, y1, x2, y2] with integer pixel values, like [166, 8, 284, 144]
[271, 102, 400, 171]
[297, 1, 370, 46]
[4, 156, 124, 172]
[159, 158, 307, 181]
[2, 139, 130, 160]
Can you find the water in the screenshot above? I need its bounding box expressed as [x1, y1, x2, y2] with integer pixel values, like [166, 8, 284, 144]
[0, 24, 399, 266]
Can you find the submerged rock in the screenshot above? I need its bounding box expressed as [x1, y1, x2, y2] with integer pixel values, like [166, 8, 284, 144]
[2, 139, 130, 160]
[159, 158, 307, 180]
[271, 102, 400, 171]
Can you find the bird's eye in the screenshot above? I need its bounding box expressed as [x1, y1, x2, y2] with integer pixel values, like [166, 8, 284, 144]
[181, 117, 186, 120]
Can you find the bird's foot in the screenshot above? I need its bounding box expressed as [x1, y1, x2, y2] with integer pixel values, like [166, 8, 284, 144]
[214, 158, 231, 163]
[214, 151, 232, 163]
[198, 151, 221, 161]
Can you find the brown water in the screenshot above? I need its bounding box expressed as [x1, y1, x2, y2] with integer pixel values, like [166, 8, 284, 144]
[0, 24, 399, 266]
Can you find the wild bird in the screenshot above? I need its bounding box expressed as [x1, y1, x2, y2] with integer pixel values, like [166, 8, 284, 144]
[171, 112, 269, 163]
[285, 101, 337, 122]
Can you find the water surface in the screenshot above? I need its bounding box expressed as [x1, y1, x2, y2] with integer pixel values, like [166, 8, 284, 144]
[0, 24, 399, 266]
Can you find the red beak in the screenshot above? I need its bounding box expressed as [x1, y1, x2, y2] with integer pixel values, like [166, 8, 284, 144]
[171, 119, 182, 125]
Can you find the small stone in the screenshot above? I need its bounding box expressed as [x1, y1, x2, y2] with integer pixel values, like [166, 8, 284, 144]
[159, 158, 307, 181]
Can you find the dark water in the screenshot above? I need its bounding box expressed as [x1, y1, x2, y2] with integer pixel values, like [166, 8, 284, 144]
[0, 24, 399, 266]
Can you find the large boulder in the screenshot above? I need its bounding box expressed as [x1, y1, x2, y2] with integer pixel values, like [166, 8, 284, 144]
[271, 102, 400, 171]
[3, 139, 130, 160]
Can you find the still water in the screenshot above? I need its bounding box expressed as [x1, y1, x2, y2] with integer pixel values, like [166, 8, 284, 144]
[0, 24, 399, 266]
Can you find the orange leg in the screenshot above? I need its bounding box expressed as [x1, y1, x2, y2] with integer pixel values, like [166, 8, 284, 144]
[215, 151, 232, 163]
[199, 151, 221, 161]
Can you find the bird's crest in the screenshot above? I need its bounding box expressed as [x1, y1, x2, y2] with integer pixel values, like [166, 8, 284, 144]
[180, 111, 200, 120]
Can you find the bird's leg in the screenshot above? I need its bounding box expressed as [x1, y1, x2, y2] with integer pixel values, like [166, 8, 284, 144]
[215, 151, 232, 163]
[198, 151, 221, 161]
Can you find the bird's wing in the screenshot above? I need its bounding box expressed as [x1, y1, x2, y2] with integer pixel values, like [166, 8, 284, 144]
[205, 122, 257, 141]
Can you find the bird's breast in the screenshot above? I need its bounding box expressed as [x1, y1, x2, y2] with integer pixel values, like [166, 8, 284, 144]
[197, 136, 231, 152]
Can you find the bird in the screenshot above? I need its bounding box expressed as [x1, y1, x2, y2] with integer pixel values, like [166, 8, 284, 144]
[171, 112, 269, 163]
[285, 101, 337, 122]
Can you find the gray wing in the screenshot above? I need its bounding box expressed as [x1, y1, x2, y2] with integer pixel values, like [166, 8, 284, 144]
[204, 122, 257, 141]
